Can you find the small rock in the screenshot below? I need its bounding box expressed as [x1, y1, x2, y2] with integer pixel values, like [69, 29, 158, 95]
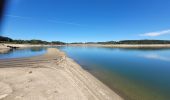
[28, 71, 32, 74]
[54, 90, 58, 93]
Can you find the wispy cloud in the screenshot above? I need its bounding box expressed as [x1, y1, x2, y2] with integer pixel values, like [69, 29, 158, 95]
[139, 29, 170, 37]
[141, 54, 170, 62]
[48, 20, 81, 26]
[4, 14, 31, 19]
[4, 14, 81, 26]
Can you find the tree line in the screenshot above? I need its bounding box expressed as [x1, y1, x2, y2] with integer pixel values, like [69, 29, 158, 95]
[109, 40, 170, 44]
[71, 40, 170, 44]
[0, 36, 66, 45]
[1, 36, 170, 44]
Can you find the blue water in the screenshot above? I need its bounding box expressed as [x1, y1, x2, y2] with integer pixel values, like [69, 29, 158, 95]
[57, 46, 170, 100]
[0, 47, 46, 59]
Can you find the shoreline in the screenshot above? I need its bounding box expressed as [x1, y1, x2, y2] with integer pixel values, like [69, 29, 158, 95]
[0, 48, 123, 100]
[1, 43, 170, 54]
[2, 43, 170, 48]
[0, 44, 61, 53]
[68, 44, 170, 48]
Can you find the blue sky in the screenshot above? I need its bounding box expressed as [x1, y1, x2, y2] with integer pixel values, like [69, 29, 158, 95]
[1, 0, 170, 42]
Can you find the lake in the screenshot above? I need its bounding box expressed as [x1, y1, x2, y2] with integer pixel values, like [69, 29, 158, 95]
[0, 46, 170, 100]
[57, 46, 170, 100]
[0, 47, 46, 59]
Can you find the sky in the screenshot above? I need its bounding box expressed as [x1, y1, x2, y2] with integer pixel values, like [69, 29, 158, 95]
[1, 0, 170, 42]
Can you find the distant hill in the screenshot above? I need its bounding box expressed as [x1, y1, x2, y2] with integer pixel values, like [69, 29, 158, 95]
[117, 40, 170, 44]
[0, 36, 13, 42]
[93, 40, 170, 44]
[1, 36, 170, 44]
[0, 36, 65, 45]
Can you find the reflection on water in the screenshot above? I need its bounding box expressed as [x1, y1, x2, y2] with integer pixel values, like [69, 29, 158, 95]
[118, 47, 170, 51]
[0, 47, 46, 59]
[30, 47, 44, 52]
[58, 46, 170, 100]
[141, 54, 170, 62]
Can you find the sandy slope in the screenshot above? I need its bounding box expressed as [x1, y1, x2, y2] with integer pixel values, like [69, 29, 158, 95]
[0, 48, 123, 100]
[0, 44, 10, 54]
[2, 44, 51, 48]
[0, 43, 54, 54]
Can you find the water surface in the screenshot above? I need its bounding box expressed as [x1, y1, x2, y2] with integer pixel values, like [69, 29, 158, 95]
[0, 47, 46, 59]
[58, 46, 170, 100]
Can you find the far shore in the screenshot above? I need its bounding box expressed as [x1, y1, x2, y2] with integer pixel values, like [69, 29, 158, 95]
[2, 43, 170, 48]
[68, 44, 170, 48]
[0, 48, 123, 100]
[0, 44, 61, 53]
[1, 43, 170, 53]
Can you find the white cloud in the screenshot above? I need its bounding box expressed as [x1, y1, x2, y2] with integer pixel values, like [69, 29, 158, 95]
[48, 20, 81, 26]
[139, 29, 170, 37]
[4, 14, 81, 26]
[4, 15, 31, 19]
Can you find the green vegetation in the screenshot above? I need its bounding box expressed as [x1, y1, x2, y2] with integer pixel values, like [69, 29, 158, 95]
[1, 36, 170, 44]
[97, 41, 117, 44]
[86, 40, 170, 44]
[51, 41, 66, 45]
[70, 42, 85, 44]
[0, 36, 13, 42]
[117, 40, 170, 44]
[0, 36, 66, 45]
